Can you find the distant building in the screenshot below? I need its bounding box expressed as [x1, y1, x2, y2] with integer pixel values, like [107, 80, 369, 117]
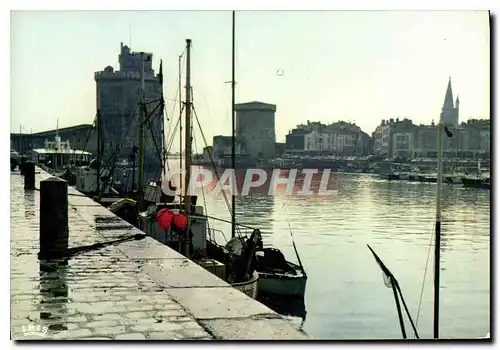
[94, 43, 164, 179]
[440, 77, 460, 128]
[212, 135, 243, 158]
[235, 101, 276, 160]
[393, 118, 490, 159]
[285, 129, 308, 153]
[285, 120, 371, 156]
[456, 119, 490, 158]
[275, 142, 286, 156]
[10, 124, 96, 155]
[202, 146, 213, 163]
[356, 131, 371, 156]
[394, 124, 434, 159]
[372, 118, 415, 158]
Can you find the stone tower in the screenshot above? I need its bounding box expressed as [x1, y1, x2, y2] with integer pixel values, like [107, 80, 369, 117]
[94, 43, 164, 182]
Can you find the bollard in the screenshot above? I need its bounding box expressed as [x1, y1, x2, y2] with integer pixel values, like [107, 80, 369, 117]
[20, 156, 27, 175]
[23, 161, 36, 190]
[39, 177, 69, 260]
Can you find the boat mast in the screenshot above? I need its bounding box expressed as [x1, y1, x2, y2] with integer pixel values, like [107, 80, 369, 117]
[231, 10, 236, 239]
[433, 122, 445, 339]
[137, 52, 146, 207]
[179, 54, 183, 193]
[184, 39, 192, 216]
[159, 59, 166, 176]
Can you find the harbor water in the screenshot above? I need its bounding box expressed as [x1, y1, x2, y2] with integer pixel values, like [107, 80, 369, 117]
[184, 166, 490, 340]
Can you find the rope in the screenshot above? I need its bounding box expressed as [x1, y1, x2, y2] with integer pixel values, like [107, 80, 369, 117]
[85, 106, 141, 193]
[192, 106, 232, 216]
[192, 127, 212, 238]
[191, 101, 245, 240]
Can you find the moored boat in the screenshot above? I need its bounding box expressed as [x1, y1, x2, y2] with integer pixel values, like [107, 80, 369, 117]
[255, 248, 307, 296]
[136, 199, 261, 298]
[461, 176, 490, 189]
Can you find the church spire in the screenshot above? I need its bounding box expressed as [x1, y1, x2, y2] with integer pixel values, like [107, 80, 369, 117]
[455, 94, 460, 107]
[442, 76, 454, 109]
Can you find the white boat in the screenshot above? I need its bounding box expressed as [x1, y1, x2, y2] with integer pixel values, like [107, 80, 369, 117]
[231, 271, 260, 299]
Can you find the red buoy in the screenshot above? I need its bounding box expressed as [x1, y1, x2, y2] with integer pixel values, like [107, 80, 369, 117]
[173, 213, 188, 230]
[156, 208, 174, 230]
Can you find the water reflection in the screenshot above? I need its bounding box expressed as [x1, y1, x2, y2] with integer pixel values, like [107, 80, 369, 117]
[23, 191, 35, 218]
[258, 293, 306, 319]
[190, 166, 342, 199]
[258, 293, 307, 329]
[163, 165, 489, 339]
[39, 261, 69, 331]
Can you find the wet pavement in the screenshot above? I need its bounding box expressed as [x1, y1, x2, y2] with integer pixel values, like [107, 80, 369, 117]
[10, 170, 212, 340]
[10, 168, 309, 341]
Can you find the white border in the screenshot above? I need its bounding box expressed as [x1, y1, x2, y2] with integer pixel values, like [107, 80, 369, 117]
[3, 1, 496, 349]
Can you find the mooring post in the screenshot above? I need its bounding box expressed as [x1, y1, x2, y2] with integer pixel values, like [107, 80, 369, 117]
[39, 177, 69, 260]
[23, 161, 35, 190]
[20, 156, 27, 175]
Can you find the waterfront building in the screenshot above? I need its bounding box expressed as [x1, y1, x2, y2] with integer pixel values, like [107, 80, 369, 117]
[285, 128, 309, 153]
[235, 101, 277, 160]
[286, 120, 370, 156]
[10, 124, 96, 155]
[94, 43, 164, 179]
[212, 135, 244, 158]
[372, 118, 415, 158]
[393, 118, 490, 159]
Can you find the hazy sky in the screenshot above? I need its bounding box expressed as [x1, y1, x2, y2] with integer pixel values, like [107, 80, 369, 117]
[10, 10, 489, 151]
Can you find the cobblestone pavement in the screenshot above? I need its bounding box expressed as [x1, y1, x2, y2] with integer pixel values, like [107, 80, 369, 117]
[10, 171, 213, 340]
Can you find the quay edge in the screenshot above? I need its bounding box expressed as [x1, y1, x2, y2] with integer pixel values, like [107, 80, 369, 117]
[10, 167, 309, 340]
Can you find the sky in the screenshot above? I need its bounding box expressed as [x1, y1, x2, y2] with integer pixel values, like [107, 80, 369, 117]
[10, 10, 490, 152]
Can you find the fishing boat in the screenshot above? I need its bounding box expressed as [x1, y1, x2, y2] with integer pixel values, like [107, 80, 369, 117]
[378, 163, 410, 181]
[461, 160, 490, 189]
[444, 173, 464, 184]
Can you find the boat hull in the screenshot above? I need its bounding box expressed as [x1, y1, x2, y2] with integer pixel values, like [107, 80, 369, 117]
[461, 177, 491, 189]
[445, 176, 462, 184]
[232, 271, 259, 299]
[379, 173, 400, 181]
[257, 262, 307, 297]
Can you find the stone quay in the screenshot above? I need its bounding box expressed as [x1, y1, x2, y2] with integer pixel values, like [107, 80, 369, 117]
[10, 167, 309, 340]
